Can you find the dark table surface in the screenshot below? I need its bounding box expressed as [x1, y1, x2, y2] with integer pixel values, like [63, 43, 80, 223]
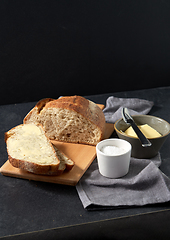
[1, 86, 170, 239]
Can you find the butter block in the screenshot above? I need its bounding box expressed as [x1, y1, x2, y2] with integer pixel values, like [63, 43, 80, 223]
[125, 124, 162, 139]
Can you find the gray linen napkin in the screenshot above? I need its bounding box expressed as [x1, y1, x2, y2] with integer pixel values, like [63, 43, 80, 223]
[76, 96, 170, 210]
[76, 155, 170, 210]
[103, 96, 154, 123]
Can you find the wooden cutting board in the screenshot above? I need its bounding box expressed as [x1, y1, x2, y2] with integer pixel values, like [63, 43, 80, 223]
[0, 104, 114, 186]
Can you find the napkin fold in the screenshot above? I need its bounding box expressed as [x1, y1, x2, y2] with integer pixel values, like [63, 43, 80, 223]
[103, 96, 154, 123]
[76, 96, 170, 210]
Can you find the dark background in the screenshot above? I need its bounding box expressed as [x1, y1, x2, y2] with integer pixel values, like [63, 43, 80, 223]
[0, 0, 170, 105]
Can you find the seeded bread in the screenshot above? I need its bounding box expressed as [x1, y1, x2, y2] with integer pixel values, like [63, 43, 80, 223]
[24, 96, 105, 145]
[5, 123, 74, 175]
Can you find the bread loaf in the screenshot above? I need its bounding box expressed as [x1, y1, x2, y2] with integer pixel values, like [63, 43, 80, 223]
[24, 96, 105, 145]
[5, 123, 74, 175]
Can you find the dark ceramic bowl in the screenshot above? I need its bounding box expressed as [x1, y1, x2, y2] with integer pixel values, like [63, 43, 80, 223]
[114, 115, 170, 158]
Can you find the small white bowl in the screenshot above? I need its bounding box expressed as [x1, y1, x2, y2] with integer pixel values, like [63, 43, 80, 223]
[96, 138, 132, 178]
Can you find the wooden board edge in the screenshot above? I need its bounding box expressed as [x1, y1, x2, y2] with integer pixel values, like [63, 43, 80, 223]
[0, 160, 78, 186]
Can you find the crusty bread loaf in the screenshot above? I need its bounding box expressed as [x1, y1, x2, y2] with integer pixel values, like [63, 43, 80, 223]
[24, 96, 105, 145]
[5, 123, 67, 175]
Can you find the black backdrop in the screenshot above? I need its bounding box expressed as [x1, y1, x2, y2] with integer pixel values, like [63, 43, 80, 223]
[0, 0, 170, 105]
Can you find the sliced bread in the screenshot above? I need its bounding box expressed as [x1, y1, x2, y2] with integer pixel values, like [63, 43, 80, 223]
[52, 145, 74, 175]
[5, 123, 61, 175]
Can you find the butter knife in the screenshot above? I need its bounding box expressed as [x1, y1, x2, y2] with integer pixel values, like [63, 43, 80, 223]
[122, 108, 152, 147]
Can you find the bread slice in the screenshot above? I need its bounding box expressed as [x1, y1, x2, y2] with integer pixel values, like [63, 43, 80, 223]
[24, 96, 105, 145]
[5, 123, 61, 175]
[52, 145, 74, 175]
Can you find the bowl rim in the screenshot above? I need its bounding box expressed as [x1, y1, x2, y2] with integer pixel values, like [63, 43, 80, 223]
[114, 114, 170, 140]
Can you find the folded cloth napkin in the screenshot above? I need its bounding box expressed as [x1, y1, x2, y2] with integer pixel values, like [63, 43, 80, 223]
[76, 96, 170, 210]
[103, 96, 154, 123]
[76, 155, 170, 210]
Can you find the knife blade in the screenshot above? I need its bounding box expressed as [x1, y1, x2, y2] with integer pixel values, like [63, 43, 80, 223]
[122, 107, 152, 147]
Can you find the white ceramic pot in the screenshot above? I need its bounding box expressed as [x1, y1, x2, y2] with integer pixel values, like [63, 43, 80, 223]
[96, 138, 132, 178]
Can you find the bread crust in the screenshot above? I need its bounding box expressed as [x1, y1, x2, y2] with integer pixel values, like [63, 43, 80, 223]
[36, 98, 54, 113]
[8, 154, 61, 175]
[24, 98, 54, 122]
